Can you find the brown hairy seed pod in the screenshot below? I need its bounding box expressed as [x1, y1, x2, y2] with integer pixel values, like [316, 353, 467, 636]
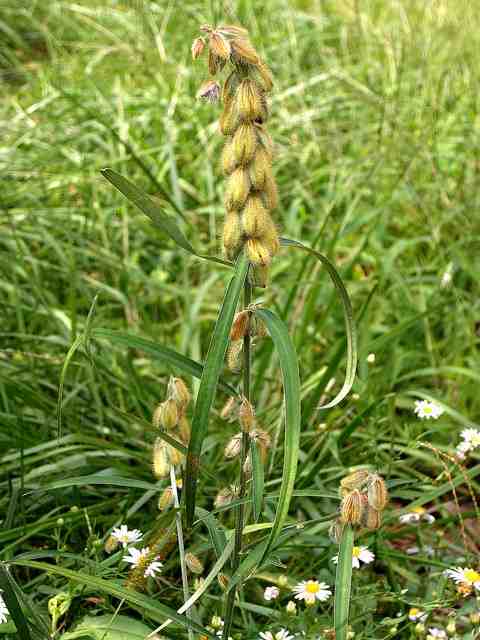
[208, 50, 225, 76]
[191, 37, 205, 60]
[231, 37, 260, 65]
[262, 218, 280, 256]
[221, 138, 237, 175]
[262, 172, 279, 210]
[224, 167, 250, 211]
[255, 61, 274, 92]
[367, 473, 389, 511]
[230, 311, 250, 341]
[227, 339, 243, 372]
[185, 552, 204, 574]
[224, 433, 242, 459]
[246, 238, 271, 266]
[214, 484, 238, 508]
[239, 397, 255, 432]
[220, 396, 239, 421]
[217, 24, 249, 38]
[340, 469, 370, 494]
[219, 99, 238, 136]
[362, 506, 382, 530]
[167, 442, 184, 467]
[160, 398, 179, 430]
[178, 416, 191, 444]
[209, 31, 231, 60]
[153, 439, 170, 478]
[249, 147, 272, 190]
[249, 314, 268, 338]
[168, 377, 191, 410]
[255, 125, 274, 159]
[236, 79, 265, 122]
[242, 195, 269, 238]
[217, 573, 229, 591]
[222, 70, 240, 104]
[340, 489, 364, 525]
[158, 486, 174, 511]
[232, 123, 257, 165]
[222, 211, 243, 260]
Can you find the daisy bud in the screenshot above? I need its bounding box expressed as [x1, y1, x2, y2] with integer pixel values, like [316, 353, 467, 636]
[104, 535, 119, 554]
[231, 37, 260, 65]
[221, 138, 237, 175]
[367, 473, 389, 511]
[209, 32, 231, 60]
[328, 519, 344, 544]
[185, 552, 204, 574]
[446, 620, 456, 635]
[224, 433, 242, 459]
[191, 37, 205, 60]
[278, 574, 288, 587]
[341, 489, 364, 525]
[236, 78, 265, 122]
[153, 439, 170, 478]
[224, 167, 250, 211]
[239, 398, 255, 432]
[158, 486, 174, 511]
[246, 238, 271, 266]
[222, 211, 243, 260]
[286, 600, 297, 615]
[217, 573, 229, 591]
[168, 377, 191, 410]
[249, 147, 272, 190]
[415, 623, 425, 635]
[227, 340, 243, 373]
[340, 470, 370, 493]
[232, 122, 257, 165]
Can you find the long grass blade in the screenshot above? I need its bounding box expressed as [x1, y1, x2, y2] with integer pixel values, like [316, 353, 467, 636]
[250, 438, 264, 522]
[334, 524, 354, 640]
[0, 564, 34, 640]
[253, 308, 301, 567]
[280, 237, 357, 409]
[185, 254, 249, 526]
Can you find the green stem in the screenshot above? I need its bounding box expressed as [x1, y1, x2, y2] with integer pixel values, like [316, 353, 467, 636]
[223, 276, 252, 638]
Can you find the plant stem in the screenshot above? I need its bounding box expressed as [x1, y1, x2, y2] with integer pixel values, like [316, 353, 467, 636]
[223, 276, 252, 638]
[171, 465, 193, 640]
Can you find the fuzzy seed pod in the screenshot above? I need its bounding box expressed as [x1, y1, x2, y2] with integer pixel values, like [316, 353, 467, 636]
[219, 99, 238, 135]
[328, 519, 344, 544]
[262, 173, 279, 210]
[340, 469, 370, 494]
[222, 211, 243, 260]
[242, 195, 269, 238]
[208, 50, 225, 76]
[367, 474, 389, 511]
[217, 24, 249, 38]
[227, 339, 243, 372]
[246, 238, 271, 266]
[158, 486, 174, 511]
[256, 61, 274, 91]
[230, 311, 250, 341]
[185, 552, 204, 575]
[341, 489, 364, 525]
[217, 573, 229, 591]
[249, 147, 272, 190]
[209, 32, 231, 60]
[249, 315, 268, 338]
[104, 535, 119, 554]
[178, 416, 191, 444]
[221, 138, 237, 175]
[153, 399, 178, 431]
[232, 123, 257, 165]
[224, 168, 250, 211]
[362, 506, 382, 530]
[224, 433, 242, 459]
[236, 79, 265, 122]
[214, 484, 238, 508]
[168, 377, 191, 410]
[231, 38, 260, 65]
[167, 442, 184, 467]
[256, 126, 274, 159]
[239, 398, 255, 432]
[220, 396, 239, 421]
[191, 37, 205, 60]
[222, 70, 240, 104]
[153, 439, 170, 478]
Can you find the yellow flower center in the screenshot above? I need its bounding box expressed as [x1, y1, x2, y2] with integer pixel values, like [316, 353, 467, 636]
[409, 608, 419, 616]
[464, 569, 480, 584]
[412, 506, 426, 515]
[306, 581, 319, 594]
[352, 546, 360, 558]
[423, 406, 433, 414]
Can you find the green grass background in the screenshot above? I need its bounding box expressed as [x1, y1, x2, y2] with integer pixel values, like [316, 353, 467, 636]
[1, 0, 480, 638]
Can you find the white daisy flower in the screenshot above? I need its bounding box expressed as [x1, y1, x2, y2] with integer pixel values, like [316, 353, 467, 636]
[427, 628, 446, 639]
[292, 579, 332, 605]
[413, 400, 444, 420]
[399, 506, 435, 525]
[263, 586, 280, 601]
[444, 567, 480, 590]
[408, 607, 427, 622]
[144, 559, 163, 578]
[406, 545, 434, 556]
[122, 546, 149, 567]
[259, 630, 294, 640]
[111, 524, 143, 548]
[0, 592, 9, 625]
[456, 428, 480, 458]
[332, 545, 375, 569]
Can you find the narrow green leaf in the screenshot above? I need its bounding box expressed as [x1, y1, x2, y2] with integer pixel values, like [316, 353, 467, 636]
[25, 474, 159, 494]
[10, 560, 214, 637]
[334, 524, 354, 640]
[253, 308, 301, 567]
[195, 508, 228, 559]
[101, 169, 230, 266]
[280, 237, 357, 409]
[0, 564, 33, 640]
[250, 439, 264, 522]
[185, 254, 249, 526]
[92, 329, 238, 397]
[61, 614, 154, 640]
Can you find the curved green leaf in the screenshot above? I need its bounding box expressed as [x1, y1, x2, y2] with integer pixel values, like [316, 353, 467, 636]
[334, 524, 354, 640]
[280, 237, 357, 409]
[185, 254, 249, 526]
[91, 329, 238, 397]
[251, 438, 264, 522]
[10, 560, 214, 638]
[253, 308, 301, 567]
[0, 565, 34, 640]
[101, 168, 230, 266]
